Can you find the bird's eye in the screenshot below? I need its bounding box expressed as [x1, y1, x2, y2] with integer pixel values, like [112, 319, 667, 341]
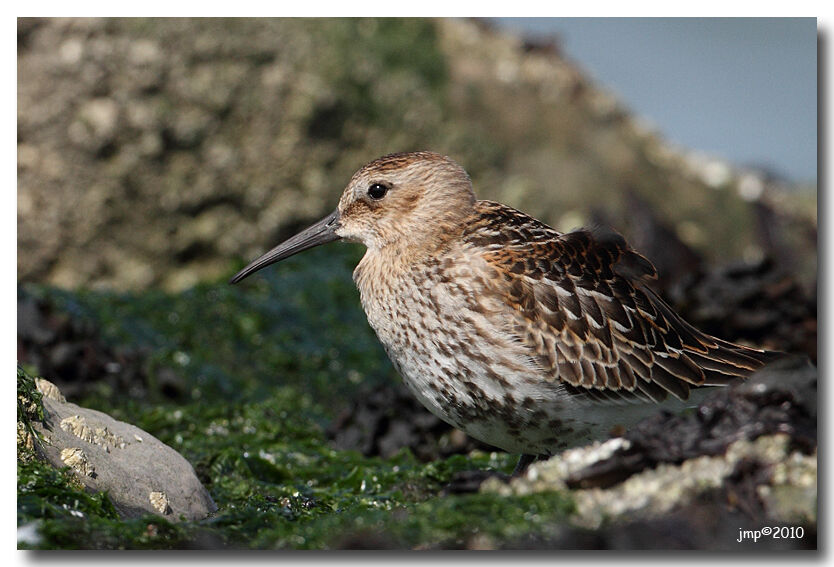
[367, 183, 388, 200]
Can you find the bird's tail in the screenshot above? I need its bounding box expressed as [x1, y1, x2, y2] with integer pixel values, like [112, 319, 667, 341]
[685, 336, 784, 385]
[647, 287, 784, 386]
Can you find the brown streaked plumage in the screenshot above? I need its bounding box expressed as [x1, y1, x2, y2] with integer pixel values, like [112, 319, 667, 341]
[231, 151, 781, 473]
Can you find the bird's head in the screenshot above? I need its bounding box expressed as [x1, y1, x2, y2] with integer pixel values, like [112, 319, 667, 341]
[230, 151, 475, 283]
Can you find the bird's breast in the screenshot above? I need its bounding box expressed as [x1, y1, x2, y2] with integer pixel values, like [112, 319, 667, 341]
[352, 250, 580, 448]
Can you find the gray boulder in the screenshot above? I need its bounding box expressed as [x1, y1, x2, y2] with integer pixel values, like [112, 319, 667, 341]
[32, 378, 216, 521]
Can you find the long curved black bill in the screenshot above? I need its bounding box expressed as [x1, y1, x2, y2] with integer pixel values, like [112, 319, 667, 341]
[230, 209, 341, 284]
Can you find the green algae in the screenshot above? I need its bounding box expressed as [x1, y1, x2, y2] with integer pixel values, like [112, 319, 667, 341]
[17, 246, 574, 549]
[17, 365, 44, 446]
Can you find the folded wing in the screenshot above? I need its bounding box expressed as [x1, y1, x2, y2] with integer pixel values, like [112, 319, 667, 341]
[466, 200, 780, 404]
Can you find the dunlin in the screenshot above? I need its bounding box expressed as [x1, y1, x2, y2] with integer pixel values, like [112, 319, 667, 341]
[231, 151, 779, 473]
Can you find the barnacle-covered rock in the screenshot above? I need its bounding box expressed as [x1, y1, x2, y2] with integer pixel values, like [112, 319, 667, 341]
[30, 378, 216, 521]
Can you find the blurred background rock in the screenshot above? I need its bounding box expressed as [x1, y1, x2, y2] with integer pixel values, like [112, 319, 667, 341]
[18, 17, 816, 293]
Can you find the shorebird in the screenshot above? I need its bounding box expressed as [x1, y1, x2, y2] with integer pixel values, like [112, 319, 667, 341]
[231, 151, 779, 474]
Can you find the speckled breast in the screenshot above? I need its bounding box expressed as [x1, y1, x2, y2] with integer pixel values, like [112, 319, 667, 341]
[353, 254, 607, 455]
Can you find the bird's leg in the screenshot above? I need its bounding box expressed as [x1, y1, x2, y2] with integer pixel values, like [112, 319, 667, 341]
[512, 454, 538, 477]
[444, 453, 539, 494]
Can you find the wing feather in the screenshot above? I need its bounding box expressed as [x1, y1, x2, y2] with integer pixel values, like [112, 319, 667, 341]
[466, 200, 779, 404]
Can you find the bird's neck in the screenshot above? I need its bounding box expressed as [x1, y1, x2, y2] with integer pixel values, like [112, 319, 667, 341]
[353, 224, 459, 301]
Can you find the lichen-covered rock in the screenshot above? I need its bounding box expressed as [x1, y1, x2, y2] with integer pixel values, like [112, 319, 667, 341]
[60, 447, 96, 477]
[31, 378, 216, 521]
[18, 18, 812, 293]
[756, 451, 817, 525]
[488, 434, 811, 529]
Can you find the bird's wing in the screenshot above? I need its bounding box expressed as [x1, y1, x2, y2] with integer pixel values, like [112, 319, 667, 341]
[465, 201, 777, 404]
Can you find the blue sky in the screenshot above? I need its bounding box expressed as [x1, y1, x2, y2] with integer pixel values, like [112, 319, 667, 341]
[491, 18, 817, 183]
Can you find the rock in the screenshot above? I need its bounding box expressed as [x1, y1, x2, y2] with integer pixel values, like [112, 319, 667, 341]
[68, 98, 120, 154]
[18, 18, 814, 293]
[31, 378, 216, 521]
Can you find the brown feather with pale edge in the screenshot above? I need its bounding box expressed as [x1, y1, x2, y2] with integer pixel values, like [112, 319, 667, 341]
[467, 200, 779, 403]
